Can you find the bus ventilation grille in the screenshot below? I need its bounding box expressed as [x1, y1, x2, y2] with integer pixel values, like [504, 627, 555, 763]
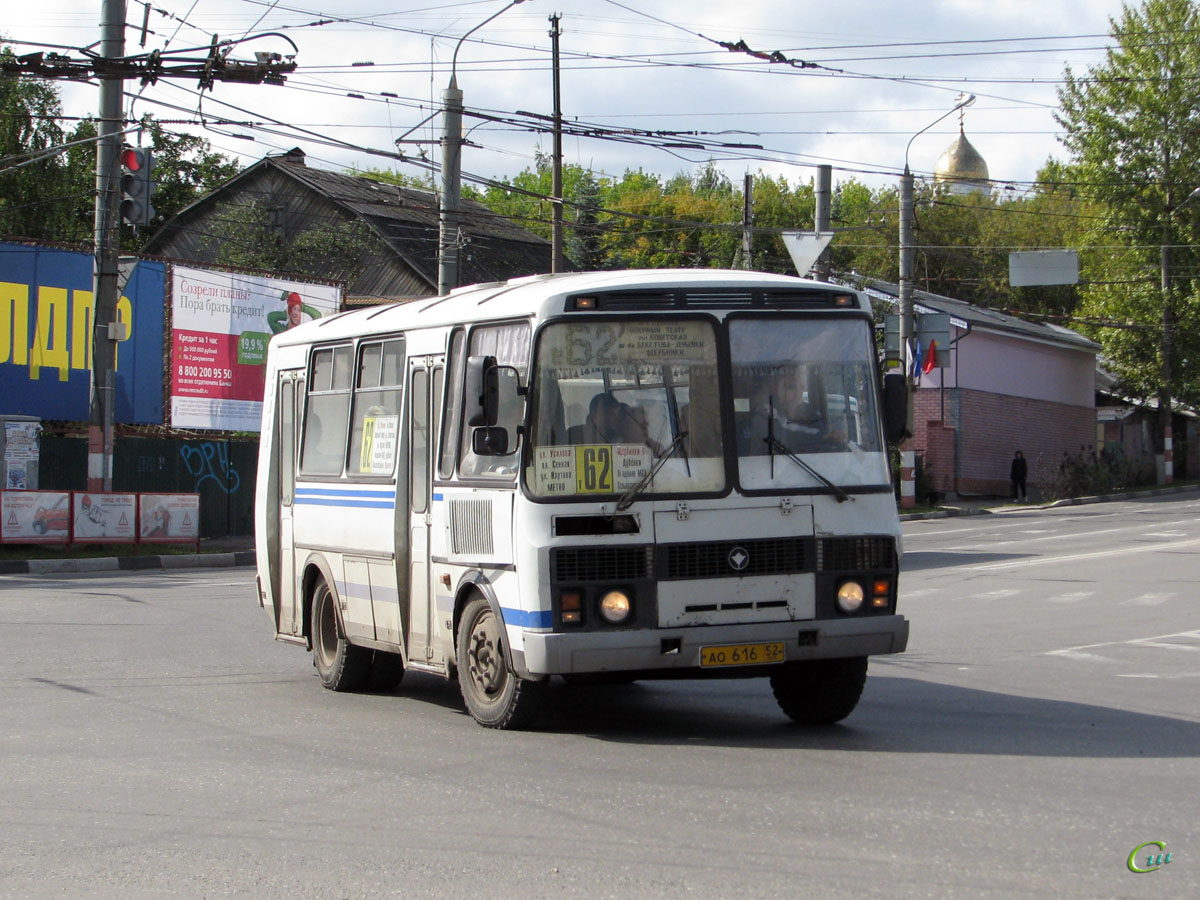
[550, 546, 651, 582]
[662, 537, 810, 580]
[816, 537, 895, 571]
[449, 499, 494, 556]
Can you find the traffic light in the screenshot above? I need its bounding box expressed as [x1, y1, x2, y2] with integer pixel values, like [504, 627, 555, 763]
[119, 146, 155, 226]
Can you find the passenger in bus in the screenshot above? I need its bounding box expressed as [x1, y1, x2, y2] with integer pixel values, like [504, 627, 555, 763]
[568, 391, 622, 444]
[616, 402, 661, 453]
[743, 371, 843, 454]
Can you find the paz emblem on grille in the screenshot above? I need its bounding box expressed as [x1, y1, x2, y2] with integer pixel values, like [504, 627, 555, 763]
[727, 546, 749, 571]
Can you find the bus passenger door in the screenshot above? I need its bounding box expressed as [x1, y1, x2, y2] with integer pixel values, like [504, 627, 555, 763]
[277, 372, 303, 636]
[406, 358, 444, 663]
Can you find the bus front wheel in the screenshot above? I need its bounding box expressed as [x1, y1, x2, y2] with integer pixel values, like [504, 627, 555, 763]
[769, 656, 868, 725]
[311, 577, 371, 692]
[456, 596, 545, 729]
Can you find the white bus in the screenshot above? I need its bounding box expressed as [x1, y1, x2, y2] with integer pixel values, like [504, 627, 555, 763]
[254, 269, 909, 729]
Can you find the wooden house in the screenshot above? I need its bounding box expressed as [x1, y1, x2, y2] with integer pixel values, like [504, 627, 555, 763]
[142, 148, 552, 303]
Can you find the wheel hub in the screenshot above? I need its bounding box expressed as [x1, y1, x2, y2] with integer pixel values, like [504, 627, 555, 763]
[468, 613, 504, 696]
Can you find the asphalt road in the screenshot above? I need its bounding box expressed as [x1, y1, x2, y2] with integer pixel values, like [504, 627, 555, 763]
[1, 495, 1197, 899]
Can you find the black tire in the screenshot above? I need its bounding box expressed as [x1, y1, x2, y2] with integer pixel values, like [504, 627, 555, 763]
[310, 577, 370, 692]
[456, 596, 545, 729]
[367, 651, 406, 692]
[769, 656, 868, 725]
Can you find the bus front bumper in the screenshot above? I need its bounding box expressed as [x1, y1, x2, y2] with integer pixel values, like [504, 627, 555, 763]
[519, 615, 908, 676]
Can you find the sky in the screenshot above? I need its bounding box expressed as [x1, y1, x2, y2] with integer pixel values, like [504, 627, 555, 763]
[4, 0, 1136, 195]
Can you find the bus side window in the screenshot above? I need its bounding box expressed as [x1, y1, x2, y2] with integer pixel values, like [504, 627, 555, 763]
[458, 322, 530, 479]
[438, 329, 465, 480]
[348, 337, 404, 477]
[301, 345, 353, 476]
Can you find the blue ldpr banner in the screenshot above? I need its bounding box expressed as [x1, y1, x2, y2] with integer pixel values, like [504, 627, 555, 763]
[0, 242, 165, 423]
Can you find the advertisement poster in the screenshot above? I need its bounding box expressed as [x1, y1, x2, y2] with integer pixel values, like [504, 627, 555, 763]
[1, 490, 71, 542]
[170, 266, 340, 432]
[6, 461, 26, 490]
[0, 243, 165, 423]
[139, 493, 200, 543]
[73, 493, 137, 542]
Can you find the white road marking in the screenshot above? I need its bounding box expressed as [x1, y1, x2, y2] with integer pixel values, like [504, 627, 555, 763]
[1047, 629, 1200, 659]
[1120, 593, 1172, 606]
[972, 536, 1200, 571]
[1047, 591, 1094, 604]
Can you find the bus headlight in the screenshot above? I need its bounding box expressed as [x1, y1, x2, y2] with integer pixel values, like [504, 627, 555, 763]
[598, 589, 632, 624]
[836, 580, 865, 613]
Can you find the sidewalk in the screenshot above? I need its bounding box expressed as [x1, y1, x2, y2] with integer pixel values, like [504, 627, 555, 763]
[2, 484, 1197, 575]
[0, 535, 255, 576]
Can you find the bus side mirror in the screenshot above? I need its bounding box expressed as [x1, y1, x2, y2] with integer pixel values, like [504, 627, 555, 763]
[465, 355, 499, 427]
[472, 426, 509, 456]
[882, 373, 909, 444]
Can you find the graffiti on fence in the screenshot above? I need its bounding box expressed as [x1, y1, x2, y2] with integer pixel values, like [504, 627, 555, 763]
[180, 442, 241, 495]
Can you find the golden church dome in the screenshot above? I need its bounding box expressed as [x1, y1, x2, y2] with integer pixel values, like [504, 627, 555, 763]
[933, 127, 990, 195]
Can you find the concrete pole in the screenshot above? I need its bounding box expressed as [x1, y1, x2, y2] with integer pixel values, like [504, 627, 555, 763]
[813, 164, 831, 281]
[437, 78, 463, 296]
[1160, 240, 1173, 484]
[741, 173, 753, 269]
[898, 167, 916, 508]
[89, 0, 126, 491]
[549, 14, 564, 273]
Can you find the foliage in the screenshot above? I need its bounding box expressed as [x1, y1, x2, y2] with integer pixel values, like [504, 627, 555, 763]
[0, 47, 84, 242]
[203, 198, 374, 283]
[0, 42, 240, 249]
[1056, 0, 1200, 410]
[1042, 446, 1153, 500]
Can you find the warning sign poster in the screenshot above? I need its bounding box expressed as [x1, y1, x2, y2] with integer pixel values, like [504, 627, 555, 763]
[1, 491, 71, 543]
[138, 493, 201, 543]
[73, 493, 137, 542]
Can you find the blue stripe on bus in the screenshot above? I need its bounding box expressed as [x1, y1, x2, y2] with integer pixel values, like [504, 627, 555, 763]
[501, 607, 553, 630]
[432, 493, 444, 501]
[295, 487, 395, 510]
[296, 497, 395, 509]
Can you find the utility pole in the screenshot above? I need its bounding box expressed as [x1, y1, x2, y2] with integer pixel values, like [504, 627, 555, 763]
[549, 14, 564, 273]
[89, 0, 126, 492]
[741, 173, 753, 269]
[1160, 236, 1173, 484]
[438, 75, 464, 296]
[813, 164, 831, 282]
[438, 0, 528, 296]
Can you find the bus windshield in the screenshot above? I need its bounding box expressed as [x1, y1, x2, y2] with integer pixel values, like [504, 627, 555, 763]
[730, 317, 889, 490]
[527, 319, 724, 499]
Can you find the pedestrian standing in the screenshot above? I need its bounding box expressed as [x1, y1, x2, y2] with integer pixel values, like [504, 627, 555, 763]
[1010, 450, 1028, 501]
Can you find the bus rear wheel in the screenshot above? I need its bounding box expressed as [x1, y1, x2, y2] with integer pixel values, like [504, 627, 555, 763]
[456, 596, 545, 729]
[311, 577, 370, 692]
[769, 656, 868, 725]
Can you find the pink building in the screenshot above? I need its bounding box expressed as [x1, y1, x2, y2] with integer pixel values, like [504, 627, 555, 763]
[867, 283, 1099, 500]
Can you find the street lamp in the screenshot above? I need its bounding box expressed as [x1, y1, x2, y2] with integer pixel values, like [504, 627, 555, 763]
[1158, 184, 1200, 483]
[898, 94, 975, 385]
[438, 0, 529, 296]
[895, 94, 974, 509]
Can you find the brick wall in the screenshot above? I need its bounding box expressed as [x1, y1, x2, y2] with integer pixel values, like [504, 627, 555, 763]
[910, 386, 1094, 497]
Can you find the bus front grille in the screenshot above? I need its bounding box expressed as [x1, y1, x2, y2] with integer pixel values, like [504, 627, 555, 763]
[661, 538, 812, 580]
[550, 546, 652, 582]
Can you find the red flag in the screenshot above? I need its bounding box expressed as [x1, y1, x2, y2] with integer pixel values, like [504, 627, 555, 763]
[922, 339, 937, 374]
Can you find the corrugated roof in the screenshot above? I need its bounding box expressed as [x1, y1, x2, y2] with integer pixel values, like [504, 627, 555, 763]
[863, 279, 1100, 353]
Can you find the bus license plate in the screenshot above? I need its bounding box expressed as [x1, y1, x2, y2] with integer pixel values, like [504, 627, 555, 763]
[699, 641, 785, 668]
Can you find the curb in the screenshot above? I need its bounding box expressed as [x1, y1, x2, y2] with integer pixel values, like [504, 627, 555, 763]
[899, 483, 1200, 522]
[0, 549, 255, 576]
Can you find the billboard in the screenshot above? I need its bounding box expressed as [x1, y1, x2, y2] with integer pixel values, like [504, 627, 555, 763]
[0, 243, 166, 423]
[170, 266, 340, 431]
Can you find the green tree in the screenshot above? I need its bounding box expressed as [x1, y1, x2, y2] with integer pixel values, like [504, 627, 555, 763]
[0, 46, 85, 242]
[1056, 0, 1200, 412]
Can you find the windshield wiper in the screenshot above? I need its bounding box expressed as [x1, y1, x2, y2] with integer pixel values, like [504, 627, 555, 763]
[762, 434, 852, 503]
[615, 430, 690, 511]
